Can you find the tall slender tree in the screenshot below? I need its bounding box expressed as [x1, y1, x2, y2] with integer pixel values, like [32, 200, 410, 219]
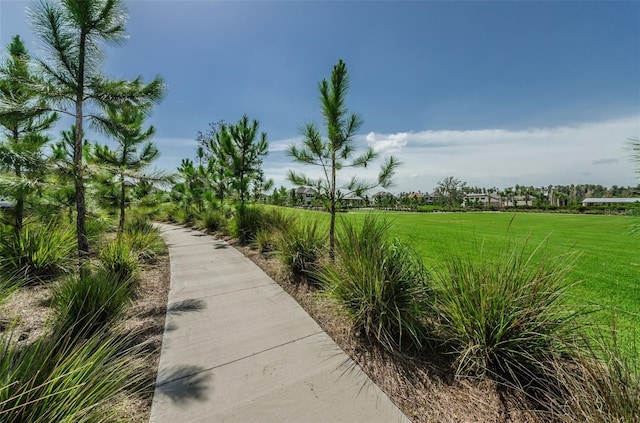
[93, 103, 160, 234]
[219, 115, 269, 209]
[195, 120, 232, 204]
[287, 59, 399, 259]
[26, 0, 164, 268]
[51, 125, 90, 222]
[0, 35, 58, 235]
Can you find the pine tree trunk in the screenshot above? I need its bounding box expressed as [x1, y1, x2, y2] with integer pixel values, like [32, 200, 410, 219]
[118, 173, 126, 234]
[14, 162, 23, 237]
[74, 31, 90, 272]
[329, 154, 336, 261]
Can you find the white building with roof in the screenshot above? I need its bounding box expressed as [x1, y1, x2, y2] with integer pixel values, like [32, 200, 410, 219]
[581, 198, 640, 206]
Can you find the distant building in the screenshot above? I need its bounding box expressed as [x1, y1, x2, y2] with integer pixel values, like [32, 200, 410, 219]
[425, 192, 440, 205]
[463, 193, 501, 208]
[502, 195, 534, 208]
[342, 195, 365, 208]
[295, 187, 317, 206]
[581, 198, 640, 206]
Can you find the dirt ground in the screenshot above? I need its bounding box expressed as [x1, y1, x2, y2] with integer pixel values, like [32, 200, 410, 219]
[0, 256, 171, 423]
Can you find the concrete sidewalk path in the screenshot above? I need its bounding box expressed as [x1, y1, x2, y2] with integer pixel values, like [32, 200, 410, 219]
[149, 223, 410, 423]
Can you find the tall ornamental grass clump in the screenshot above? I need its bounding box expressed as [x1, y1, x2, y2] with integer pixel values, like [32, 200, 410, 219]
[51, 269, 135, 340]
[233, 205, 265, 244]
[198, 208, 227, 233]
[0, 329, 144, 423]
[124, 218, 166, 263]
[97, 237, 139, 282]
[319, 216, 432, 353]
[434, 242, 582, 387]
[276, 220, 326, 283]
[0, 220, 75, 285]
[85, 215, 116, 244]
[254, 208, 298, 253]
[545, 333, 640, 423]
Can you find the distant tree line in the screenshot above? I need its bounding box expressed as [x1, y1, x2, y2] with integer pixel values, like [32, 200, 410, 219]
[263, 176, 639, 214]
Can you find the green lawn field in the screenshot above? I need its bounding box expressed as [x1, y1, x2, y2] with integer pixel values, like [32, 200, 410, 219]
[287, 208, 639, 348]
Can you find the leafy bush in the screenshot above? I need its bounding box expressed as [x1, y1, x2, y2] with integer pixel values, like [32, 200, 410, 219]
[434, 243, 581, 386]
[0, 220, 75, 285]
[51, 269, 135, 340]
[0, 328, 144, 423]
[97, 237, 139, 282]
[276, 220, 326, 282]
[319, 216, 432, 352]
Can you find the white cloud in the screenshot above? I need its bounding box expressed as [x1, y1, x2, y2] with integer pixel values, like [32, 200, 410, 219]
[357, 116, 640, 192]
[268, 137, 301, 153]
[154, 117, 640, 194]
[365, 131, 409, 154]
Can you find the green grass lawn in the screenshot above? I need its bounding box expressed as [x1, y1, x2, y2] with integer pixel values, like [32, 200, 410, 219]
[286, 207, 639, 349]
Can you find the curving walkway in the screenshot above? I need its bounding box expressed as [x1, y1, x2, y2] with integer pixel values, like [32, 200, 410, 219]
[149, 223, 410, 423]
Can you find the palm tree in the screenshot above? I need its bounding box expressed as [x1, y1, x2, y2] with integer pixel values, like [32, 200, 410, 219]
[630, 137, 640, 174]
[0, 35, 58, 235]
[93, 104, 161, 234]
[288, 59, 399, 259]
[28, 0, 164, 268]
[629, 137, 640, 234]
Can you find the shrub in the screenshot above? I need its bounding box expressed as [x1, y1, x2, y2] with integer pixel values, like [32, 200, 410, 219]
[319, 216, 432, 353]
[276, 220, 326, 282]
[0, 328, 145, 422]
[97, 237, 139, 282]
[434, 242, 581, 387]
[51, 269, 135, 340]
[0, 220, 75, 285]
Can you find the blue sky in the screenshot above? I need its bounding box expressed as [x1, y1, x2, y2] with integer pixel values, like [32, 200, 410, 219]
[1, 0, 639, 193]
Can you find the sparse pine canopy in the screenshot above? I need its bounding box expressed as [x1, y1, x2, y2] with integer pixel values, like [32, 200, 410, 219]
[0, 35, 59, 235]
[93, 103, 161, 234]
[27, 0, 165, 268]
[287, 59, 400, 258]
[218, 114, 269, 208]
[195, 120, 232, 203]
